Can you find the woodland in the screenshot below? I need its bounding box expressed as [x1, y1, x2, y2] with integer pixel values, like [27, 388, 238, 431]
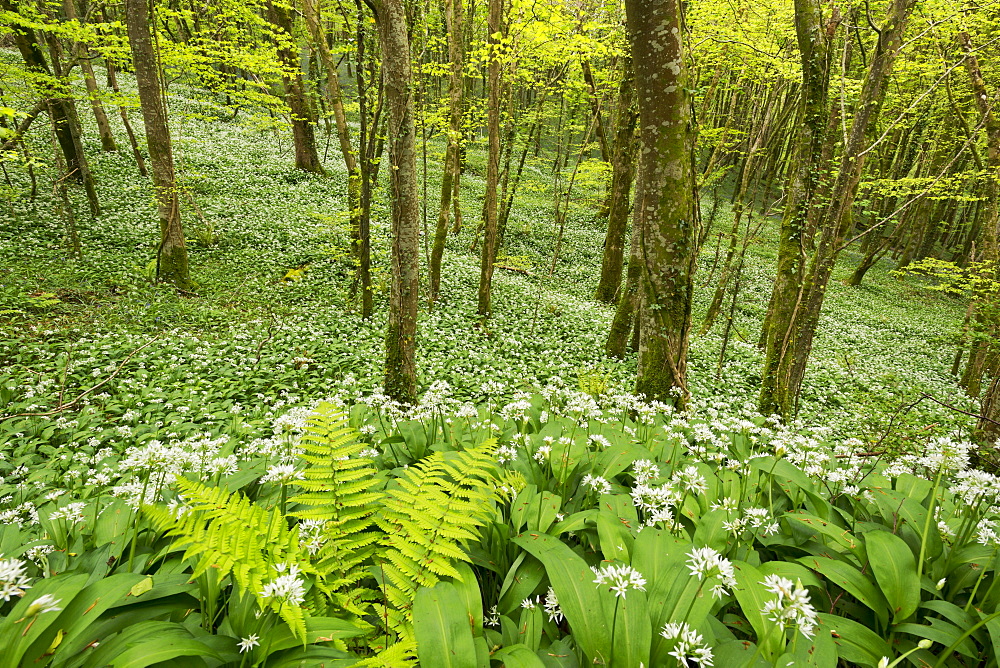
[1, 0, 1000, 665]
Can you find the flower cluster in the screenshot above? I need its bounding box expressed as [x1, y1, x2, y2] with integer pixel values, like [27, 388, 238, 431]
[760, 574, 818, 638]
[592, 563, 646, 599]
[0, 555, 31, 601]
[686, 547, 737, 599]
[660, 621, 714, 666]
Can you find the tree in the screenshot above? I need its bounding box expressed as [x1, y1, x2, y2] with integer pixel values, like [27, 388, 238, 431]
[375, 0, 419, 403]
[62, 0, 117, 153]
[759, 0, 917, 417]
[2, 0, 100, 217]
[476, 0, 506, 320]
[268, 0, 325, 174]
[594, 59, 638, 305]
[758, 0, 834, 416]
[624, 0, 698, 406]
[126, 0, 190, 290]
[428, 0, 465, 305]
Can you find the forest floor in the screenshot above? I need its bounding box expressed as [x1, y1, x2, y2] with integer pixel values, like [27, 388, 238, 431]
[1, 78, 975, 450]
[5, 64, 1000, 668]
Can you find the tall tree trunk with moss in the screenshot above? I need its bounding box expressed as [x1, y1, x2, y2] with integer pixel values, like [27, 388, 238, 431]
[624, 0, 698, 406]
[761, 0, 916, 417]
[477, 0, 504, 319]
[429, 0, 465, 304]
[757, 0, 833, 415]
[377, 0, 419, 403]
[594, 61, 638, 305]
[63, 0, 117, 153]
[606, 170, 644, 358]
[126, 0, 190, 290]
[957, 31, 1000, 424]
[269, 0, 324, 174]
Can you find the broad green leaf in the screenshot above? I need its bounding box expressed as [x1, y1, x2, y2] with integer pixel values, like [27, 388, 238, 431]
[48, 573, 145, 662]
[537, 637, 579, 667]
[414, 581, 479, 668]
[452, 561, 485, 636]
[731, 561, 782, 661]
[865, 531, 920, 623]
[817, 613, 890, 667]
[0, 573, 89, 668]
[611, 589, 652, 668]
[498, 554, 546, 615]
[513, 533, 611, 665]
[492, 644, 547, 667]
[798, 556, 889, 628]
[711, 639, 771, 668]
[785, 511, 860, 555]
[596, 507, 631, 562]
[896, 619, 978, 659]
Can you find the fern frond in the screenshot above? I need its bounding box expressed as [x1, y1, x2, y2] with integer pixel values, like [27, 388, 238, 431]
[373, 440, 501, 636]
[145, 477, 313, 641]
[289, 402, 384, 618]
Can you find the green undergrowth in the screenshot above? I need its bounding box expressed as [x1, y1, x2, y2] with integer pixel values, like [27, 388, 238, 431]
[0, 66, 991, 667]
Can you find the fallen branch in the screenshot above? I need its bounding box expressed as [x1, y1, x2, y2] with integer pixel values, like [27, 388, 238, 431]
[0, 336, 160, 422]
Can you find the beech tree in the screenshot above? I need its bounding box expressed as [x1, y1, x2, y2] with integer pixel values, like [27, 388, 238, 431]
[125, 0, 190, 290]
[624, 0, 698, 406]
[374, 0, 420, 403]
[759, 0, 918, 417]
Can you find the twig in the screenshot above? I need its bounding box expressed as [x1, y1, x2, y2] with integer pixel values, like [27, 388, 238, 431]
[252, 314, 280, 369]
[0, 337, 161, 422]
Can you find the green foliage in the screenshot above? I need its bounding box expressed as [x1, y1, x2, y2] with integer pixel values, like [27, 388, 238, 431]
[374, 441, 500, 639]
[146, 477, 314, 640]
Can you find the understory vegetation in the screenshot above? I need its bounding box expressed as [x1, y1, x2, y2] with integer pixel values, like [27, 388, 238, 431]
[2, 76, 997, 667]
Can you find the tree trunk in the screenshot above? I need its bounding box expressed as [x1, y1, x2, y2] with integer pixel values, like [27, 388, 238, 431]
[269, 0, 324, 174]
[606, 172, 644, 359]
[2, 0, 84, 184]
[102, 7, 148, 177]
[760, 0, 917, 417]
[758, 0, 833, 408]
[63, 0, 117, 153]
[957, 31, 1000, 410]
[624, 0, 698, 407]
[476, 0, 504, 319]
[377, 0, 419, 403]
[594, 61, 638, 305]
[429, 0, 465, 304]
[126, 0, 190, 290]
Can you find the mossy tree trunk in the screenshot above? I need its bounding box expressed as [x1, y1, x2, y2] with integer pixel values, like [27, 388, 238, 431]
[477, 0, 505, 320]
[429, 0, 465, 305]
[126, 0, 190, 290]
[269, 0, 324, 175]
[594, 62, 638, 305]
[760, 0, 917, 418]
[376, 0, 419, 403]
[624, 0, 698, 407]
[758, 0, 833, 416]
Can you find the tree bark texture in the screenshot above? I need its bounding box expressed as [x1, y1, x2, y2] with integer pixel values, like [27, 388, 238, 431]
[594, 62, 638, 305]
[758, 0, 832, 413]
[429, 0, 465, 304]
[269, 0, 325, 174]
[624, 0, 698, 406]
[477, 0, 504, 319]
[126, 0, 190, 290]
[62, 0, 117, 153]
[377, 0, 419, 403]
[760, 0, 916, 417]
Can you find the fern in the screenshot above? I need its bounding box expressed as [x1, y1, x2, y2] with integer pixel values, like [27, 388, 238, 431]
[289, 402, 383, 618]
[372, 441, 500, 638]
[145, 477, 313, 640]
